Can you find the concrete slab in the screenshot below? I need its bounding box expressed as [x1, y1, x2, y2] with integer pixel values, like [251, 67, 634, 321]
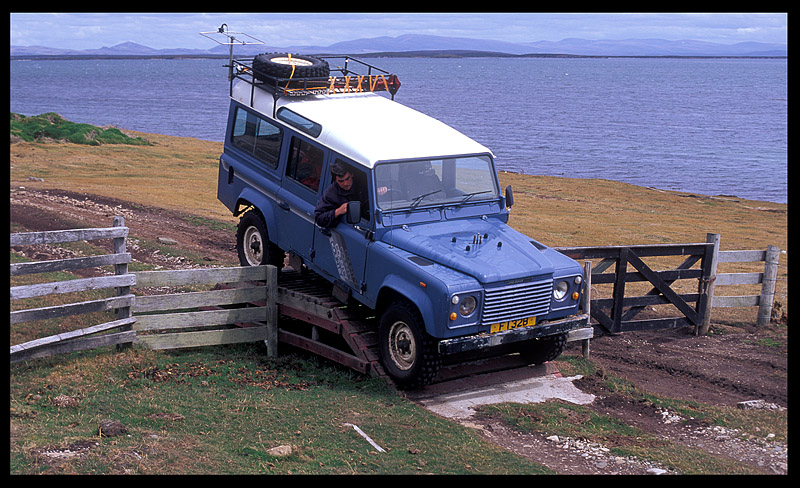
[407, 362, 595, 419]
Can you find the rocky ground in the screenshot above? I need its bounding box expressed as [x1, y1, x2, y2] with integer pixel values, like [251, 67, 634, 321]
[10, 186, 788, 475]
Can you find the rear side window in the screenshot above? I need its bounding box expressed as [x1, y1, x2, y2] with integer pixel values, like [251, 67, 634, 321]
[286, 137, 324, 192]
[231, 107, 282, 169]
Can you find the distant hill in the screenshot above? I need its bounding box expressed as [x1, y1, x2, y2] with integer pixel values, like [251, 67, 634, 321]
[10, 34, 787, 58]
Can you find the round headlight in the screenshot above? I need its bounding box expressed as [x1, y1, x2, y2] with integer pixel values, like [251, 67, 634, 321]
[459, 296, 477, 316]
[554, 281, 569, 301]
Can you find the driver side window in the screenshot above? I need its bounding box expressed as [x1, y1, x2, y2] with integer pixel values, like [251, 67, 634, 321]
[330, 159, 371, 223]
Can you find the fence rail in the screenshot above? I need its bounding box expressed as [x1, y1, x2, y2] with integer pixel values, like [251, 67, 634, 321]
[11, 220, 782, 363]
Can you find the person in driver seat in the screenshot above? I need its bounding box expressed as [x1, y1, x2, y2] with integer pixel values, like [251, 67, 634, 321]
[315, 160, 367, 228]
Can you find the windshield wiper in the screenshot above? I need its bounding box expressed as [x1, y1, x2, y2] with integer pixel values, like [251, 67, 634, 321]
[410, 189, 443, 209]
[456, 190, 492, 205]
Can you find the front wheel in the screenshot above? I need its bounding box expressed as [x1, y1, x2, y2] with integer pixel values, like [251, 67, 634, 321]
[378, 301, 440, 390]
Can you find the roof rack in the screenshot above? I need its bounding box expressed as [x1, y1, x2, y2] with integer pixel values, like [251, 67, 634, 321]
[230, 55, 401, 102]
[201, 25, 401, 116]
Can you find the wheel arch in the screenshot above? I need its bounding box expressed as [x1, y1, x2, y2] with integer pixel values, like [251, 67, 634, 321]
[376, 276, 438, 338]
[233, 188, 278, 236]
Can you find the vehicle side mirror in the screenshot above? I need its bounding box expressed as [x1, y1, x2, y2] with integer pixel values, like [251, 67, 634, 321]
[505, 185, 514, 208]
[346, 201, 361, 224]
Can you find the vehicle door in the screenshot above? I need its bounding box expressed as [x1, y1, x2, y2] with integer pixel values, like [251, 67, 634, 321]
[275, 135, 325, 262]
[312, 156, 373, 298]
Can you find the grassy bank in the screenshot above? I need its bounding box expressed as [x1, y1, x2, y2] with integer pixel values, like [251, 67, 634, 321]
[10, 113, 151, 146]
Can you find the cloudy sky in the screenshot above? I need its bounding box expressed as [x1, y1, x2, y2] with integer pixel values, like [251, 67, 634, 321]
[10, 12, 788, 50]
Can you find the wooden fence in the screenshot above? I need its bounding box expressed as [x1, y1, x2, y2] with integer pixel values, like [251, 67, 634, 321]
[11, 216, 136, 362]
[11, 220, 782, 363]
[702, 233, 782, 330]
[10, 217, 278, 363]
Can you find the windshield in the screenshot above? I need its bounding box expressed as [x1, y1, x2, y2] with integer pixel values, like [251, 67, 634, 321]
[374, 155, 498, 210]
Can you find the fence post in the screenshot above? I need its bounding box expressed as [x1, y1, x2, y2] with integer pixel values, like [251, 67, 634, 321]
[697, 233, 720, 336]
[265, 264, 278, 358]
[113, 216, 132, 350]
[757, 245, 780, 327]
[580, 260, 592, 359]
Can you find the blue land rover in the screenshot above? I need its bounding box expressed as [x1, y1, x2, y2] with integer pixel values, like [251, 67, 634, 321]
[216, 53, 589, 388]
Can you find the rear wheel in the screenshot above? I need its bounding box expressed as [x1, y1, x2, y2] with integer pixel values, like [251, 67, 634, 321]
[236, 211, 284, 269]
[378, 301, 440, 390]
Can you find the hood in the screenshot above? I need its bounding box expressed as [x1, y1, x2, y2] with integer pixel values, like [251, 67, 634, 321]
[382, 218, 570, 284]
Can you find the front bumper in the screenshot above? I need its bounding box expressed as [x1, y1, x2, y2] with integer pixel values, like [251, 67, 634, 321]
[437, 313, 590, 356]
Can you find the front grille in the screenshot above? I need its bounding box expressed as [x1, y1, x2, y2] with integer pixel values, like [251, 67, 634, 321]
[481, 278, 552, 324]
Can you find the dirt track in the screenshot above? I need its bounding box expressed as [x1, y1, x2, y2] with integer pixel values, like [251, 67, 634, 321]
[10, 186, 788, 474]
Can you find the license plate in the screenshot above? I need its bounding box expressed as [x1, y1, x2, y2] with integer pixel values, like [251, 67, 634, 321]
[490, 316, 536, 334]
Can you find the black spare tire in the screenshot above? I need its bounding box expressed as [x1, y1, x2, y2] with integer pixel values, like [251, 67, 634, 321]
[252, 53, 330, 82]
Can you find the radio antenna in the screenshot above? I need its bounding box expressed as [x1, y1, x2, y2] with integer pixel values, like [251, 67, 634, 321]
[200, 24, 264, 81]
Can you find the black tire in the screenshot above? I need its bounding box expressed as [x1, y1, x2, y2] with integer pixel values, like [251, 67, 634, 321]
[252, 53, 330, 82]
[236, 210, 284, 269]
[378, 301, 441, 390]
[518, 333, 568, 365]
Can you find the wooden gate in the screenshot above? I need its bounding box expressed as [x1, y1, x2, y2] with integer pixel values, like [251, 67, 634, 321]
[556, 241, 715, 335]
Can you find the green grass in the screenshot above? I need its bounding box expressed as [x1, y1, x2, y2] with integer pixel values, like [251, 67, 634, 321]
[10, 345, 554, 475]
[10, 237, 787, 475]
[10, 112, 151, 146]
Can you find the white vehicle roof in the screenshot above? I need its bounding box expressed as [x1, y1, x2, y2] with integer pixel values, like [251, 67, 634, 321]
[231, 79, 493, 169]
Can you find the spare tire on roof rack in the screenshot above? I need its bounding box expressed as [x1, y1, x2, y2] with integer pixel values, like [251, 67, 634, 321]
[252, 53, 330, 82]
